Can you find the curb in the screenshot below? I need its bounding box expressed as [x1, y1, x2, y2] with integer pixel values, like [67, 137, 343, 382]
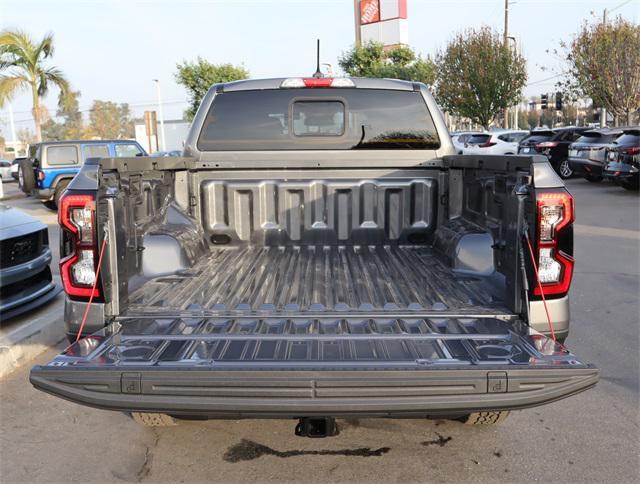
[0, 295, 65, 379]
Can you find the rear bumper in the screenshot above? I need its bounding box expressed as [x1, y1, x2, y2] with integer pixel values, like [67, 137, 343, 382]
[604, 162, 638, 180]
[568, 157, 604, 177]
[64, 296, 106, 338]
[29, 366, 598, 418]
[529, 295, 570, 341]
[32, 188, 54, 201]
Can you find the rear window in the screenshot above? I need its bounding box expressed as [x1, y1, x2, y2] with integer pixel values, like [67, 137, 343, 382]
[467, 134, 491, 145]
[46, 145, 79, 166]
[521, 132, 553, 144]
[575, 132, 619, 144]
[197, 89, 440, 151]
[497, 132, 527, 143]
[614, 133, 640, 146]
[554, 130, 585, 142]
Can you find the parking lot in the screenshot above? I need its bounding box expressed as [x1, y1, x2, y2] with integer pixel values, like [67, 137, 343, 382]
[1, 178, 638, 483]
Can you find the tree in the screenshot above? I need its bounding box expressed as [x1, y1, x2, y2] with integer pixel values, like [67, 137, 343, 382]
[338, 42, 436, 85]
[17, 127, 36, 146]
[558, 17, 640, 126]
[175, 58, 249, 120]
[86, 100, 134, 139]
[434, 27, 527, 129]
[42, 90, 84, 141]
[0, 30, 70, 141]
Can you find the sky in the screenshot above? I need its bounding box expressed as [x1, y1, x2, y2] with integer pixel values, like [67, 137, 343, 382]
[1, 0, 638, 138]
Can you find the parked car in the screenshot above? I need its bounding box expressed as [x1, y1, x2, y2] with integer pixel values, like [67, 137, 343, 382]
[30, 77, 597, 434]
[0, 160, 12, 181]
[518, 127, 589, 179]
[567, 128, 623, 182]
[18, 139, 147, 209]
[11, 157, 26, 180]
[462, 130, 528, 156]
[0, 204, 61, 320]
[603, 128, 640, 191]
[450, 131, 483, 154]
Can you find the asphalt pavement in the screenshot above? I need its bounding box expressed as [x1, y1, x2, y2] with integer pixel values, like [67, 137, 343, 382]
[0, 177, 638, 483]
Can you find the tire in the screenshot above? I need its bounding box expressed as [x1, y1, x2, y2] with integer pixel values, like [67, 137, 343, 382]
[558, 159, 573, 179]
[18, 160, 35, 194]
[460, 411, 511, 425]
[619, 180, 639, 191]
[53, 179, 70, 209]
[584, 174, 603, 183]
[130, 412, 177, 427]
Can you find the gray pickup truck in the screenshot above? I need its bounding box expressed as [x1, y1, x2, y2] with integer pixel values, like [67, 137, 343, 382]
[30, 77, 597, 434]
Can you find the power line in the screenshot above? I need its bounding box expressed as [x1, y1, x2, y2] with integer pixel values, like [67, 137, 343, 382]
[0, 99, 189, 124]
[2, 98, 189, 116]
[526, 73, 564, 86]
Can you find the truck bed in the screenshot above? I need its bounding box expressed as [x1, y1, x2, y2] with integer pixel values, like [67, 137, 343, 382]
[126, 245, 508, 317]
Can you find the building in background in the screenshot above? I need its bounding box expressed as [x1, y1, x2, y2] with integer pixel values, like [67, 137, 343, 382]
[355, 0, 408, 48]
[135, 119, 190, 154]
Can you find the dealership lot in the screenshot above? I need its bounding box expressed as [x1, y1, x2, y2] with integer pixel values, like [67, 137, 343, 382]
[1, 178, 638, 483]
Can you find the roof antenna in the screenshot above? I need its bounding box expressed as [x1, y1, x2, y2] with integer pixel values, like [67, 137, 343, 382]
[312, 39, 324, 78]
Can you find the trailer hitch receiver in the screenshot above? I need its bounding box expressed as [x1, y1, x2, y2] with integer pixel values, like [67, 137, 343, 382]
[295, 417, 339, 438]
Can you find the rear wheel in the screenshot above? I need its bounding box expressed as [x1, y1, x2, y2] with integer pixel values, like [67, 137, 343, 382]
[18, 160, 35, 194]
[558, 159, 573, 179]
[460, 411, 511, 425]
[619, 179, 639, 191]
[584, 174, 603, 183]
[53, 179, 70, 208]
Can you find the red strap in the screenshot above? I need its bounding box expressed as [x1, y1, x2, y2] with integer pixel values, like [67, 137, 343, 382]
[75, 237, 108, 343]
[524, 234, 557, 342]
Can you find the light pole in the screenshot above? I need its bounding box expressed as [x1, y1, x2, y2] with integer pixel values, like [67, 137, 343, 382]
[502, 0, 510, 128]
[508, 36, 517, 129]
[153, 79, 166, 152]
[354, 0, 361, 47]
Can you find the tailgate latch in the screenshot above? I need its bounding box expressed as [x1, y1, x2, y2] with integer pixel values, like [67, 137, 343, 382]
[487, 372, 508, 393]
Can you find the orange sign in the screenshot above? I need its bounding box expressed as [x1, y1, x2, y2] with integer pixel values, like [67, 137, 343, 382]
[360, 0, 380, 25]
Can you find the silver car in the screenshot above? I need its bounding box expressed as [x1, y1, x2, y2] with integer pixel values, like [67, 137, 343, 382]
[0, 160, 12, 181]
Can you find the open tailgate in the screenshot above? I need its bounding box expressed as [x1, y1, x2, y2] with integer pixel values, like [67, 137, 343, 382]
[30, 315, 598, 417]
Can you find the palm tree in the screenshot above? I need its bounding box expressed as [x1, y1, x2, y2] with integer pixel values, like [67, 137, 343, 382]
[0, 30, 70, 141]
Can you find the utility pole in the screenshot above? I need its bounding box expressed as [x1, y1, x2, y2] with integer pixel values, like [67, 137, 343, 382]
[354, 0, 361, 47]
[8, 103, 17, 153]
[153, 79, 166, 152]
[600, 9, 607, 128]
[503, 0, 510, 128]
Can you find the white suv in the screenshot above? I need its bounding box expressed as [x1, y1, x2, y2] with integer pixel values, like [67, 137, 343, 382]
[462, 130, 529, 155]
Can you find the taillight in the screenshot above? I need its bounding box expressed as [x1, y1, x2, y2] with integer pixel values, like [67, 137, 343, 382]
[280, 77, 355, 88]
[535, 141, 559, 149]
[622, 147, 640, 155]
[534, 191, 574, 297]
[59, 194, 100, 299]
[37, 170, 45, 181]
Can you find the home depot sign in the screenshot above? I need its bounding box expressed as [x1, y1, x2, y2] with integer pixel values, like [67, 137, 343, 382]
[358, 0, 408, 47]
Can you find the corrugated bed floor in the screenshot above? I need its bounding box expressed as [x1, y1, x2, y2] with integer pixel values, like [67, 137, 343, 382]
[126, 245, 507, 315]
